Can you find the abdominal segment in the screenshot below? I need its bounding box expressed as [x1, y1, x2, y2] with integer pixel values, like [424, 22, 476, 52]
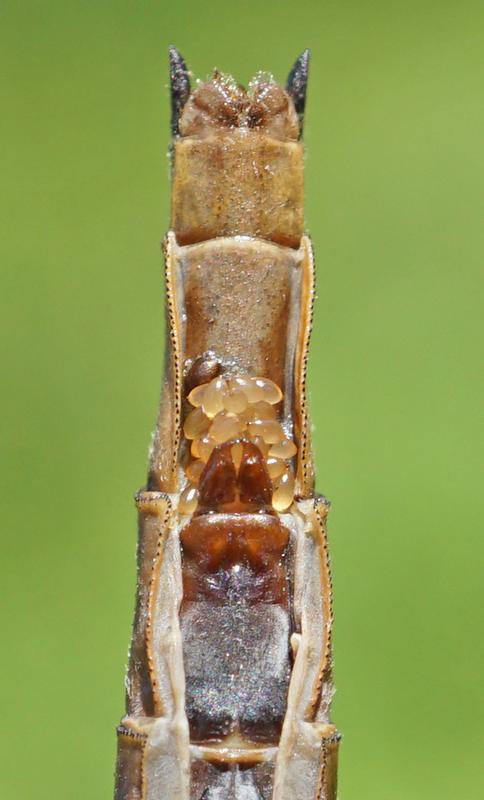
[181, 514, 292, 744]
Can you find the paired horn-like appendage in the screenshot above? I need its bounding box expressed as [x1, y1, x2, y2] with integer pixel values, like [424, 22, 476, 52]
[286, 48, 310, 132]
[169, 45, 191, 136]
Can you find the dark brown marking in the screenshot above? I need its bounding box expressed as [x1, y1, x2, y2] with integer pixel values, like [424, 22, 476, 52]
[238, 441, 272, 508]
[181, 513, 289, 580]
[185, 352, 221, 395]
[198, 443, 237, 512]
[197, 440, 274, 514]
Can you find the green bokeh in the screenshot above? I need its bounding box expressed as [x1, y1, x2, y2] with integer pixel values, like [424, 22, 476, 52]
[1, 1, 483, 797]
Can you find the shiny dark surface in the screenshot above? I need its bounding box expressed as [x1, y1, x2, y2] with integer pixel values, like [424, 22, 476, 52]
[197, 440, 274, 515]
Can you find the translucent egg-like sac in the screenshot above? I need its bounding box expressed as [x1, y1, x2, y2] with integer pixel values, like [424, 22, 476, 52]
[230, 441, 244, 471]
[197, 434, 217, 463]
[191, 438, 201, 458]
[240, 377, 266, 404]
[187, 383, 207, 408]
[272, 468, 296, 512]
[266, 456, 286, 479]
[248, 419, 286, 444]
[185, 459, 205, 485]
[201, 376, 227, 418]
[253, 377, 283, 405]
[231, 375, 255, 396]
[184, 407, 210, 439]
[251, 435, 271, 459]
[243, 401, 277, 422]
[269, 438, 298, 459]
[209, 411, 246, 444]
[222, 381, 249, 414]
[179, 484, 199, 515]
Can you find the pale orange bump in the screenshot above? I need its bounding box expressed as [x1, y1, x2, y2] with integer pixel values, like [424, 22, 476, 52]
[179, 484, 199, 515]
[185, 459, 205, 485]
[201, 376, 226, 418]
[241, 378, 265, 403]
[196, 434, 217, 462]
[272, 468, 296, 512]
[252, 377, 283, 405]
[231, 375, 254, 395]
[184, 407, 210, 439]
[223, 382, 249, 414]
[251, 435, 271, 459]
[191, 438, 201, 458]
[247, 419, 285, 444]
[187, 383, 207, 407]
[243, 401, 277, 421]
[266, 456, 286, 479]
[209, 411, 246, 443]
[269, 438, 297, 459]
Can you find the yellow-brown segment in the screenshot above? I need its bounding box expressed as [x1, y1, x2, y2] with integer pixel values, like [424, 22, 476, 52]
[171, 75, 304, 247]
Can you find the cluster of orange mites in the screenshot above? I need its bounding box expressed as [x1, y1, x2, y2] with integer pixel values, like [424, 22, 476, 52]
[179, 375, 297, 514]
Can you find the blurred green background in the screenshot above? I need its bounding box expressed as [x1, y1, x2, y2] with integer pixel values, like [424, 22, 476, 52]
[1, 1, 483, 798]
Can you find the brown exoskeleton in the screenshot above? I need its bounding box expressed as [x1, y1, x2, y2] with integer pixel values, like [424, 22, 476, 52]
[114, 48, 340, 800]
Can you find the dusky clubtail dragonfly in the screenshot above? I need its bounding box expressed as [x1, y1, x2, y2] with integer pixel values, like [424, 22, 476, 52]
[113, 47, 340, 800]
